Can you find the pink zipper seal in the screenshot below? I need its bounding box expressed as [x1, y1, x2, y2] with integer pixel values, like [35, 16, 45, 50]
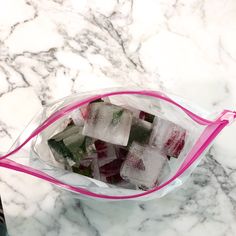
[220, 111, 236, 125]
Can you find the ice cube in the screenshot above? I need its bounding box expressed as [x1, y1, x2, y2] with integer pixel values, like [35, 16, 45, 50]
[96, 158, 124, 184]
[71, 151, 103, 179]
[47, 138, 69, 163]
[48, 125, 95, 165]
[94, 140, 117, 167]
[82, 102, 132, 146]
[149, 117, 186, 158]
[128, 117, 152, 146]
[71, 102, 100, 126]
[120, 142, 168, 189]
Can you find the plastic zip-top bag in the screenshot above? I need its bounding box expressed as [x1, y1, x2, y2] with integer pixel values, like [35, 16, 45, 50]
[0, 87, 235, 201]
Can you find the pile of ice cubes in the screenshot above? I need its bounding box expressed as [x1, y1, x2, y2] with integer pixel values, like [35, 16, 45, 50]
[47, 98, 186, 190]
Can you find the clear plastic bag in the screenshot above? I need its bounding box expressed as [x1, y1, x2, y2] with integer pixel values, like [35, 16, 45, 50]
[0, 87, 235, 201]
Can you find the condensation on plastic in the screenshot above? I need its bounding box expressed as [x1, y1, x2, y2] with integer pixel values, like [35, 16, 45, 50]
[0, 87, 234, 201]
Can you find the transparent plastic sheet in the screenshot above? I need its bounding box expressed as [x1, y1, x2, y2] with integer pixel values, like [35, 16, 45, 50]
[0, 87, 235, 201]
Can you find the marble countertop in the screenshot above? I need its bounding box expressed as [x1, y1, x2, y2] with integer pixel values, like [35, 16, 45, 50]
[0, 0, 236, 235]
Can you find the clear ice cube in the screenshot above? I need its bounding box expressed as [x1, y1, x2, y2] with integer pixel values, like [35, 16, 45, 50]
[48, 125, 95, 166]
[128, 117, 152, 146]
[94, 140, 117, 167]
[73, 152, 101, 180]
[149, 117, 186, 158]
[99, 158, 124, 184]
[120, 142, 168, 189]
[82, 102, 132, 146]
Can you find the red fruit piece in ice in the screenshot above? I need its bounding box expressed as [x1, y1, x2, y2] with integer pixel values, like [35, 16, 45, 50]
[164, 129, 186, 158]
[115, 146, 128, 160]
[126, 154, 146, 171]
[94, 140, 108, 158]
[100, 159, 123, 176]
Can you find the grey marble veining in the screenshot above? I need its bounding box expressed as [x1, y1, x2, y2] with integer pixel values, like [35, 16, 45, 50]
[0, 0, 236, 235]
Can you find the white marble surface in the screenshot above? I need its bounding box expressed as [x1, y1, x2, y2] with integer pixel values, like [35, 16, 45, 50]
[0, 0, 236, 235]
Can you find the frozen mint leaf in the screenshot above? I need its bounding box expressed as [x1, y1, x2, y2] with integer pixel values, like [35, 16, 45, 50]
[111, 109, 124, 125]
[48, 139, 74, 160]
[128, 118, 152, 146]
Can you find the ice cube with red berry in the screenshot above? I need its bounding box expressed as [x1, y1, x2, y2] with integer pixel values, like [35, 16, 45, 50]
[94, 140, 117, 167]
[120, 142, 168, 189]
[149, 117, 186, 158]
